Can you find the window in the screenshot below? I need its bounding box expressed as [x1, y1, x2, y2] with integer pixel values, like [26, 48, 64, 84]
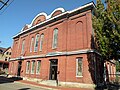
[9, 52, 11, 55]
[36, 19, 41, 24]
[21, 40, 25, 54]
[36, 60, 41, 74]
[26, 61, 30, 74]
[34, 34, 39, 52]
[5, 57, 7, 61]
[30, 37, 34, 52]
[52, 28, 58, 49]
[6, 52, 9, 55]
[76, 57, 83, 76]
[8, 57, 10, 60]
[40, 34, 44, 51]
[31, 61, 35, 74]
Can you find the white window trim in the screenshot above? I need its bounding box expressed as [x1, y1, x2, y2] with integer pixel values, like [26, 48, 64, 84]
[52, 28, 58, 49]
[76, 58, 83, 77]
[21, 40, 25, 54]
[30, 37, 34, 52]
[40, 34, 44, 51]
[26, 61, 30, 74]
[36, 60, 41, 74]
[31, 61, 35, 74]
[34, 34, 39, 52]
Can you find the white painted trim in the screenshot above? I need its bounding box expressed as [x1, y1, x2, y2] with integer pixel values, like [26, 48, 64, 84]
[36, 60, 41, 74]
[21, 8, 65, 32]
[76, 58, 83, 77]
[31, 60, 35, 74]
[26, 61, 30, 74]
[13, 2, 95, 38]
[29, 12, 48, 27]
[34, 34, 40, 52]
[76, 76, 83, 78]
[9, 49, 100, 61]
[69, 2, 95, 14]
[48, 8, 65, 19]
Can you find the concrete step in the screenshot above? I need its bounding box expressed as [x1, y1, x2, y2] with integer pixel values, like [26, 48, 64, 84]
[39, 80, 57, 86]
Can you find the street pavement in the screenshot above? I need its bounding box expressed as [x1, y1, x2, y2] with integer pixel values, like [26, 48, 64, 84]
[0, 75, 94, 90]
[2, 75, 117, 90]
[0, 82, 53, 90]
[0, 76, 54, 90]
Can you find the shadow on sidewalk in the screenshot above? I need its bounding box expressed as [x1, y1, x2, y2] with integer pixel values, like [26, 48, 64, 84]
[0, 75, 23, 84]
[18, 88, 30, 90]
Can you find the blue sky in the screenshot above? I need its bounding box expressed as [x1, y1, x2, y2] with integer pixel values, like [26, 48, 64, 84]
[0, 0, 96, 48]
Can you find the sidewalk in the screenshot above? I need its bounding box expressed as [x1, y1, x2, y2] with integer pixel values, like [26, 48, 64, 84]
[0, 74, 94, 90]
[18, 80, 94, 90]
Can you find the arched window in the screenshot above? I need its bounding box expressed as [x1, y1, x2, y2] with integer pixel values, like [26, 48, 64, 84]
[52, 28, 58, 49]
[30, 37, 34, 52]
[36, 60, 41, 74]
[31, 60, 35, 74]
[21, 40, 25, 54]
[40, 34, 44, 51]
[76, 57, 83, 76]
[34, 34, 39, 52]
[26, 61, 30, 74]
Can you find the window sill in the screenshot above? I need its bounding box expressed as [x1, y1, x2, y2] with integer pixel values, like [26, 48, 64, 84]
[34, 51, 37, 53]
[36, 73, 40, 75]
[52, 47, 57, 50]
[76, 76, 83, 78]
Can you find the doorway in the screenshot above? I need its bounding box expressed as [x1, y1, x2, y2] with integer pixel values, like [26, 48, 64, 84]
[49, 59, 58, 80]
[17, 61, 22, 76]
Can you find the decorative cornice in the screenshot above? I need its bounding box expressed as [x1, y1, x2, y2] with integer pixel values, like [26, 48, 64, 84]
[13, 2, 95, 39]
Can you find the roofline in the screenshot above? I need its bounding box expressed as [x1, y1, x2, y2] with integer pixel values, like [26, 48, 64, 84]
[13, 2, 95, 39]
[3, 47, 11, 54]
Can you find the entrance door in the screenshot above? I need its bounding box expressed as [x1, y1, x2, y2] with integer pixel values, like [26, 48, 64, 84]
[17, 61, 22, 76]
[49, 59, 58, 80]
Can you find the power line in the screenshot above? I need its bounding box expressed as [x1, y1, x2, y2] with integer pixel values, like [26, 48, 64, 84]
[0, 0, 9, 10]
[0, 0, 14, 15]
[0, 0, 6, 5]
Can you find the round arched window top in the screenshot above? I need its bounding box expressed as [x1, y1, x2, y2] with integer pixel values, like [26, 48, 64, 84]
[51, 8, 65, 18]
[31, 12, 47, 26]
[22, 24, 29, 31]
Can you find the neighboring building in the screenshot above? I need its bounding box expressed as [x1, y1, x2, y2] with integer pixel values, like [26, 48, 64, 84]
[0, 47, 11, 73]
[0, 47, 6, 60]
[9, 2, 110, 88]
[104, 60, 116, 83]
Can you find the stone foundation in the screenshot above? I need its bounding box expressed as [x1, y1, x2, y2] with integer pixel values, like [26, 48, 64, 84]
[23, 77, 95, 89]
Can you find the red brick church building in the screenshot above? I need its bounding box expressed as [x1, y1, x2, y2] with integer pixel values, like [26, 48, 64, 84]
[9, 2, 110, 88]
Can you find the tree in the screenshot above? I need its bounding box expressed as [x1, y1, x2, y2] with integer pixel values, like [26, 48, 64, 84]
[93, 0, 120, 60]
[116, 61, 120, 72]
[105, 0, 120, 60]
